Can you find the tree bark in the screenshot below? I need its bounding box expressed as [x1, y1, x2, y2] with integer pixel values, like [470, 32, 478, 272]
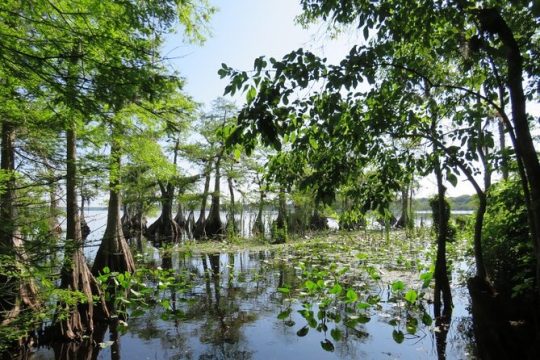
[174, 202, 186, 230]
[145, 182, 180, 246]
[498, 119, 509, 181]
[92, 135, 135, 275]
[475, 115, 491, 282]
[477, 7, 540, 297]
[194, 168, 212, 240]
[186, 209, 195, 239]
[253, 189, 265, 236]
[80, 195, 90, 242]
[428, 91, 452, 319]
[55, 127, 108, 340]
[225, 176, 238, 236]
[272, 188, 288, 244]
[432, 168, 453, 319]
[206, 157, 224, 238]
[0, 121, 40, 327]
[146, 138, 183, 245]
[395, 185, 410, 229]
[47, 168, 61, 238]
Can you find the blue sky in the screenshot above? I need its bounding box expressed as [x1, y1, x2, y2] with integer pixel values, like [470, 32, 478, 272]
[163, 0, 354, 108]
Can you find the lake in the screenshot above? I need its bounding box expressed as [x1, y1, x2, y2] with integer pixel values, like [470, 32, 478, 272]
[25, 216, 476, 360]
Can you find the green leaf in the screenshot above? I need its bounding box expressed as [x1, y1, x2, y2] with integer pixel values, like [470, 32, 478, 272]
[406, 322, 417, 334]
[217, 68, 227, 78]
[356, 252, 368, 261]
[233, 146, 242, 160]
[420, 271, 433, 288]
[357, 314, 371, 323]
[296, 326, 309, 337]
[246, 86, 257, 103]
[160, 299, 170, 310]
[392, 330, 404, 344]
[447, 172, 458, 187]
[329, 283, 342, 295]
[278, 308, 292, 320]
[277, 287, 290, 294]
[404, 289, 417, 304]
[330, 328, 342, 341]
[308, 136, 319, 150]
[357, 302, 370, 310]
[346, 288, 358, 302]
[320, 339, 335, 352]
[422, 312, 433, 326]
[305, 280, 317, 291]
[391, 280, 405, 292]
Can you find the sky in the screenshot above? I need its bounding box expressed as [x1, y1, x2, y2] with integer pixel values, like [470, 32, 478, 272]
[159, 0, 527, 198]
[163, 0, 355, 107]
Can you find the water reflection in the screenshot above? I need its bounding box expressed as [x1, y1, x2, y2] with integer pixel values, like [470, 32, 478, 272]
[27, 245, 475, 360]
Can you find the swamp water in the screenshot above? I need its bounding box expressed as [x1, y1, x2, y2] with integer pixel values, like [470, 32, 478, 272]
[27, 227, 476, 360]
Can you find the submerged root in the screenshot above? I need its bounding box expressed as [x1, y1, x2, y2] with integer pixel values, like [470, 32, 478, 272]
[0, 235, 41, 352]
[53, 249, 109, 341]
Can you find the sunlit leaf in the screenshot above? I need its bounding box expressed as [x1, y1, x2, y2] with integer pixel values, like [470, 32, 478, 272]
[346, 288, 358, 302]
[391, 280, 405, 292]
[330, 283, 343, 295]
[404, 289, 417, 304]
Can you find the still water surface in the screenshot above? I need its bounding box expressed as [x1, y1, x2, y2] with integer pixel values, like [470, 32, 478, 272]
[29, 210, 475, 359]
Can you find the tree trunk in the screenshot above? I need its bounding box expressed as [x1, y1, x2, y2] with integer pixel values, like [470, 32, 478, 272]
[477, 7, 540, 298]
[147, 138, 182, 245]
[395, 185, 410, 229]
[0, 121, 40, 327]
[194, 169, 211, 240]
[55, 127, 108, 340]
[271, 188, 288, 244]
[474, 116, 490, 281]
[80, 195, 90, 242]
[432, 168, 453, 319]
[310, 207, 328, 231]
[47, 169, 61, 238]
[498, 119, 509, 181]
[186, 210, 195, 240]
[174, 202, 186, 230]
[429, 95, 453, 320]
[121, 203, 132, 240]
[206, 158, 224, 238]
[225, 176, 238, 236]
[92, 136, 135, 275]
[121, 202, 146, 247]
[145, 182, 180, 246]
[252, 189, 265, 236]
